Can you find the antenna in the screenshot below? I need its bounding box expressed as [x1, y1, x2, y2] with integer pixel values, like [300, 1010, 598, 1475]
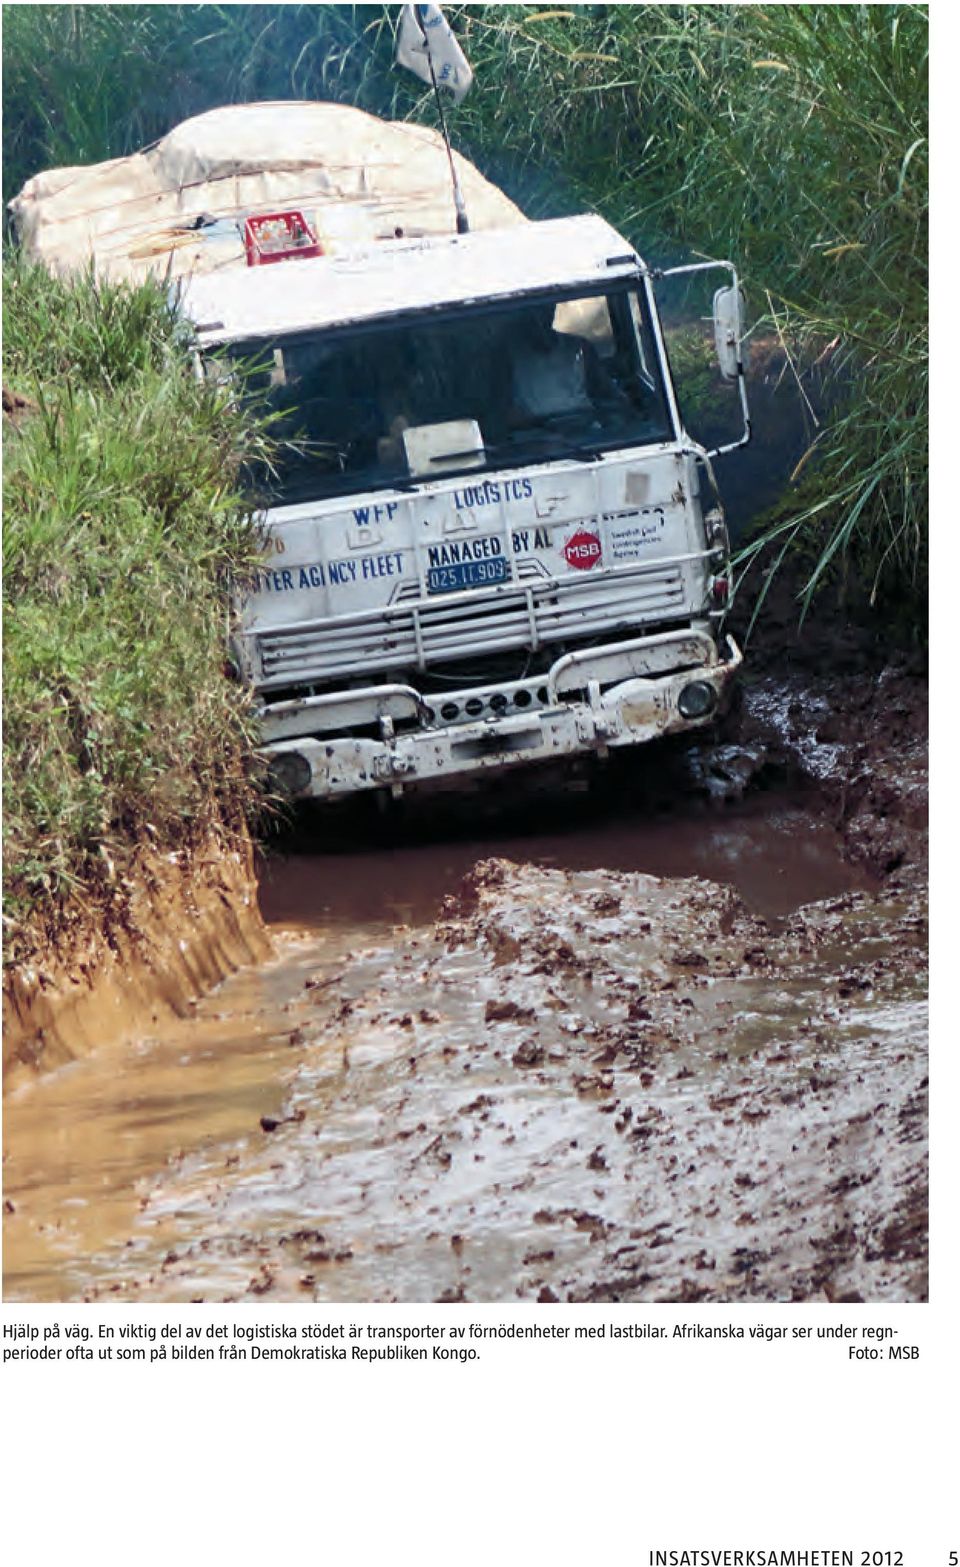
[415, 8, 470, 234]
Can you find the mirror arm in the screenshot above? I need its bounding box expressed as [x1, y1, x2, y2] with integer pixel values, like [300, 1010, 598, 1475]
[656, 260, 739, 281]
[706, 375, 752, 459]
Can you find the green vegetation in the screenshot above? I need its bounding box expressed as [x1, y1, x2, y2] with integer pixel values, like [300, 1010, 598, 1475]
[452, 5, 928, 624]
[3, 257, 268, 951]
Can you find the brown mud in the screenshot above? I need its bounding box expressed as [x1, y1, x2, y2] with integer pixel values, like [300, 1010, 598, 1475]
[3, 654, 927, 1303]
[2, 384, 38, 429]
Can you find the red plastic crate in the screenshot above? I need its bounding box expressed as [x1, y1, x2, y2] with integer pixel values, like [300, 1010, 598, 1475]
[243, 210, 323, 267]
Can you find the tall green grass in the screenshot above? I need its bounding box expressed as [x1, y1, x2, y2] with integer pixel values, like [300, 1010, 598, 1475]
[448, 5, 928, 624]
[3, 257, 268, 953]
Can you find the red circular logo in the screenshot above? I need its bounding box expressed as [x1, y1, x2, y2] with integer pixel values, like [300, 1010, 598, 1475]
[562, 529, 602, 571]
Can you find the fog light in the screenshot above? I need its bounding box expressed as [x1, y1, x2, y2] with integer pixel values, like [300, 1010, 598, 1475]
[440, 702, 460, 721]
[465, 697, 484, 717]
[678, 680, 717, 720]
[268, 750, 312, 796]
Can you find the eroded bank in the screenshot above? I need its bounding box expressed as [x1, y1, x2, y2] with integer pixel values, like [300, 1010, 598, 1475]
[2, 830, 270, 1091]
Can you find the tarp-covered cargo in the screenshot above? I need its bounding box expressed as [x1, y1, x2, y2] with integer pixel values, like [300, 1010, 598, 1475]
[8, 101, 525, 283]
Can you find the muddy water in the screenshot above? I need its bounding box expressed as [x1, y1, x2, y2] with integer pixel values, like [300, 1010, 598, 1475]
[260, 793, 873, 929]
[4, 794, 924, 1304]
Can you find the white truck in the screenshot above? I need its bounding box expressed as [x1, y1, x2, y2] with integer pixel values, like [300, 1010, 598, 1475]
[179, 210, 750, 802]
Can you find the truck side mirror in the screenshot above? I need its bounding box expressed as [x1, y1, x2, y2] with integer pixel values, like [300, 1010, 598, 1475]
[713, 285, 747, 381]
[656, 259, 752, 456]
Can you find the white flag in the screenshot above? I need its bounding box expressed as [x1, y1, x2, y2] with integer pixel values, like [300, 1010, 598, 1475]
[396, 4, 474, 102]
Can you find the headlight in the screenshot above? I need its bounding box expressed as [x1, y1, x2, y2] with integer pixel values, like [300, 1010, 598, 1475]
[268, 750, 312, 796]
[678, 680, 717, 720]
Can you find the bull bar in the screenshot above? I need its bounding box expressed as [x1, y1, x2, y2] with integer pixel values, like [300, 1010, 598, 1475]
[259, 628, 742, 800]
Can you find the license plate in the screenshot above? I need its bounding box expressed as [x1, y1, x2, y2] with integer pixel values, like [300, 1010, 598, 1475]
[426, 557, 511, 595]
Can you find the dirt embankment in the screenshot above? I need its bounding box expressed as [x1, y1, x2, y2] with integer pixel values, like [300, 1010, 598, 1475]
[3, 828, 270, 1089]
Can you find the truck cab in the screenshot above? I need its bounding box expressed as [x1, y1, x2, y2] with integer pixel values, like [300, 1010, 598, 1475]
[180, 213, 747, 800]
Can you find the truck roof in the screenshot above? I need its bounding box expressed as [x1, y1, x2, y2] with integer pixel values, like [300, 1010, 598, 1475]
[179, 214, 644, 347]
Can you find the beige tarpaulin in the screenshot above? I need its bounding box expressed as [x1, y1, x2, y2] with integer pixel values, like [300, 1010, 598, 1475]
[8, 101, 526, 284]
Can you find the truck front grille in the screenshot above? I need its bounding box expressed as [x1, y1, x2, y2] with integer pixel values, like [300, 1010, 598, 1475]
[249, 563, 688, 690]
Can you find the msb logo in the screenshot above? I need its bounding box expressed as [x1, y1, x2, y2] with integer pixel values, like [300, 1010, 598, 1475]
[562, 527, 602, 571]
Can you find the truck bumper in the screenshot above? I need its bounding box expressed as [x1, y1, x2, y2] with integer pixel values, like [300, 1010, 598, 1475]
[260, 632, 742, 801]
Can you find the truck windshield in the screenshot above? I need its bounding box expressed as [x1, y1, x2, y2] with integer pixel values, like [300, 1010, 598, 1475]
[214, 284, 675, 505]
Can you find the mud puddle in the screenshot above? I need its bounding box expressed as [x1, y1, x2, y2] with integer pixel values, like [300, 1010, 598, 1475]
[5, 788, 918, 1305]
[260, 791, 876, 930]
